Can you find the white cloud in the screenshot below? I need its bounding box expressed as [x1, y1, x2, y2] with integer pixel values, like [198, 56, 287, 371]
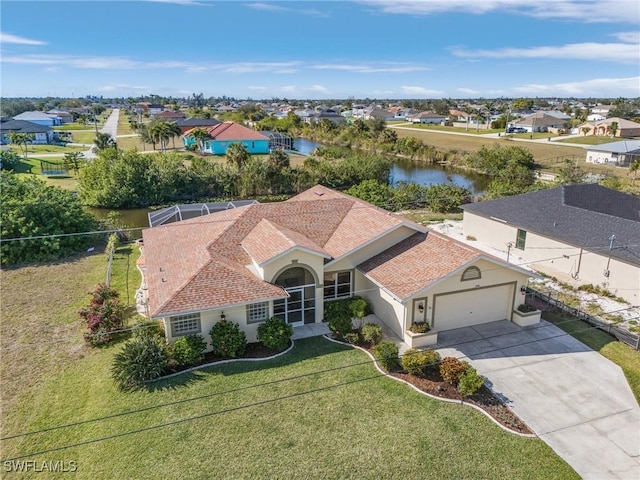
[245, 2, 329, 16]
[612, 31, 640, 43]
[359, 0, 639, 23]
[98, 83, 150, 92]
[281, 85, 297, 93]
[145, 0, 210, 6]
[219, 61, 301, 73]
[512, 76, 640, 96]
[0, 32, 47, 45]
[311, 62, 429, 73]
[307, 85, 328, 93]
[247, 86, 267, 90]
[401, 86, 443, 96]
[451, 42, 639, 63]
[1, 54, 140, 69]
[458, 88, 479, 95]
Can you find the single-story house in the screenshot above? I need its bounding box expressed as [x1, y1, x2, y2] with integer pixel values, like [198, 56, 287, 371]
[12, 111, 61, 127]
[155, 110, 186, 121]
[141, 186, 536, 351]
[576, 117, 640, 138]
[461, 184, 640, 304]
[406, 112, 446, 124]
[182, 122, 269, 155]
[175, 117, 221, 134]
[306, 109, 347, 125]
[510, 112, 569, 133]
[364, 109, 396, 121]
[148, 104, 165, 115]
[46, 109, 74, 124]
[585, 140, 640, 167]
[0, 119, 56, 144]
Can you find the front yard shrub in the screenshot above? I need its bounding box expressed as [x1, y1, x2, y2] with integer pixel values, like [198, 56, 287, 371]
[350, 297, 370, 329]
[409, 321, 430, 334]
[361, 323, 383, 345]
[458, 366, 485, 397]
[112, 333, 168, 391]
[327, 311, 354, 339]
[516, 303, 536, 313]
[402, 348, 441, 375]
[171, 334, 207, 367]
[257, 316, 293, 352]
[439, 357, 469, 385]
[344, 332, 360, 345]
[373, 341, 399, 371]
[79, 283, 126, 346]
[210, 320, 246, 358]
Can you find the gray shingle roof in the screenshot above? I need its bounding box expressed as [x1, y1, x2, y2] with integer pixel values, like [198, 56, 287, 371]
[0, 119, 52, 134]
[175, 117, 221, 127]
[461, 184, 640, 266]
[585, 140, 640, 154]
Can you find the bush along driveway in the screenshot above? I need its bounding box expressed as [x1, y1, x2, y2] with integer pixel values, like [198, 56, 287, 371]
[436, 320, 640, 480]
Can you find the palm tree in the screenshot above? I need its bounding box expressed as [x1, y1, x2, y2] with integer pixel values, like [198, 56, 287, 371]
[226, 143, 249, 169]
[93, 133, 116, 152]
[609, 121, 618, 138]
[168, 122, 181, 150]
[149, 121, 173, 152]
[629, 160, 639, 181]
[581, 126, 591, 136]
[189, 127, 211, 152]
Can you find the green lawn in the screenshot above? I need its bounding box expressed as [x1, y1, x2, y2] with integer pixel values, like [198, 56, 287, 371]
[54, 124, 101, 131]
[398, 123, 504, 135]
[556, 136, 635, 145]
[68, 131, 97, 145]
[24, 144, 87, 154]
[11, 157, 80, 190]
[0, 252, 578, 479]
[543, 312, 640, 404]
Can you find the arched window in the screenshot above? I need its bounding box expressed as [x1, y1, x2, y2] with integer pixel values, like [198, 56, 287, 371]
[273, 266, 316, 326]
[461, 266, 481, 282]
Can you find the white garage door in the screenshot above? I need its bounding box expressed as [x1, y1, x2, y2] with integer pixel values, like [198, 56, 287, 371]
[433, 284, 513, 330]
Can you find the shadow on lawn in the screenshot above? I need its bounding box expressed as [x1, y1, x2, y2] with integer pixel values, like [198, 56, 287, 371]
[146, 336, 354, 392]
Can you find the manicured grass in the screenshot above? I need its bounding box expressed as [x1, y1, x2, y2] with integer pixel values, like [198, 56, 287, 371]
[0, 254, 577, 479]
[11, 157, 80, 190]
[400, 123, 504, 135]
[54, 124, 101, 131]
[118, 115, 134, 135]
[116, 135, 143, 151]
[68, 131, 97, 145]
[543, 312, 640, 405]
[556, 136, 635, 145]
[24, 144, 87, 154]
[401, 209, 463, 224]
[508, 132, 558, 140]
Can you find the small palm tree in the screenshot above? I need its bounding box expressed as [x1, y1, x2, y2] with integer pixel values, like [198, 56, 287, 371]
[190, 127, 210, 152]
[581, 126, 591, 136]
[609, 121, 618, 138]
[226, 143, 249, 169]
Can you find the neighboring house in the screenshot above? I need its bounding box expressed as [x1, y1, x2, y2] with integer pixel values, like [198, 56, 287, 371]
[462, 184, 640, 304]
[543, 110, 572, 121]
[591, 105, 613, 116]
[148, 104, 164, 115]
[175, 117, 221, 134]
[12, 111, 61, 127]
[0, 119, 56, 144]
[406, 111, 446, 124]
[576, 117, 640, 138]
[510, 112, 569, 133]
[585, 140, 640, 166]
[46, 109, 74, 124]
[155, 110, 186, 121]
[307, 109, 347, 125]
[141, 186, 535, 350]
[182, 121, 269, 154]
[364, 109, 396, 121]
[586, 113, 607, 122]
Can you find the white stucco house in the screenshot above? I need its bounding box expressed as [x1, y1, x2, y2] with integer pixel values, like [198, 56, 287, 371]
[585, 140, 640, 167]
[141, 186, 536, 350]
[461, 184, 640, 304]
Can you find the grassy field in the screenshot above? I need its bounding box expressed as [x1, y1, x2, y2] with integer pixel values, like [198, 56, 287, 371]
[116, 135, 143, 151]
[543, 312, 640, 405]
[23, 144, 87, 155]
[401, 210, 463, 224]
[556, 136, 635, 145]
[399, 123, 504, 135]
[0, 251, 579, 479]
[11, 157, 80, 190]
[117, 114, 133, 135]
[54, 124, 102, 131]
[68, 131, 97, 145]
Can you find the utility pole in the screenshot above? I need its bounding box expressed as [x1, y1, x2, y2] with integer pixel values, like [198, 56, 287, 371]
[506, 242, 513, 262]
[609, 235, 616, 250]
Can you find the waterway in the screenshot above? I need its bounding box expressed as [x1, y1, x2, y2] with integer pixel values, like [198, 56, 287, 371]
[88, 139, 489, 230]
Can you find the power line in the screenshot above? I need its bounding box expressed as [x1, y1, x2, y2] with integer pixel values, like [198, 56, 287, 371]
[1, 316, 632, 446]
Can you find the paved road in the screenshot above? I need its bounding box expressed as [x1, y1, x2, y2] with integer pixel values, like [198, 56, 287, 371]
[437, 320, 640, 480]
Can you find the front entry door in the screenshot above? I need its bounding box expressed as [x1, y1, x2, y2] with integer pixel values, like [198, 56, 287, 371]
[274, 285, 315, 327]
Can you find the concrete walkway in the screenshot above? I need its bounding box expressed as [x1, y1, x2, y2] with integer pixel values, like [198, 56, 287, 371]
[437, 320, 640, 480]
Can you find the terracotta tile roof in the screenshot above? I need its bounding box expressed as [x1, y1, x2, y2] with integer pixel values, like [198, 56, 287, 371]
[183, 122, 268, 141]
[142, 185, 425, 318]
[241, 219, 330, 266]
[358, 230, 482, 301]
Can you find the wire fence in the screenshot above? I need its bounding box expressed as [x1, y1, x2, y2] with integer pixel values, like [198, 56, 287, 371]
[526, 288, 640, 351]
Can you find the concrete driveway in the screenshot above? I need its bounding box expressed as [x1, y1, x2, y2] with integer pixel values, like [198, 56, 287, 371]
[437, 320, 640, 480]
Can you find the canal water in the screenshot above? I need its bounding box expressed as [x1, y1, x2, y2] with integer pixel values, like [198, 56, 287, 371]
[89, 140, 488, 230]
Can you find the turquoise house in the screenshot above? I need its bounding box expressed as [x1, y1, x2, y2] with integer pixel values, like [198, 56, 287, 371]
[183, 122, 269, 155]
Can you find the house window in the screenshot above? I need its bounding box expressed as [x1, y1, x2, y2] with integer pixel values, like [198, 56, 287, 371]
[461, 266, 481, 282]
[170, 313, 201, 337]
[324, 271, 352, 300]
[516, 229, 527, 250]
[247, 302, 269, 324]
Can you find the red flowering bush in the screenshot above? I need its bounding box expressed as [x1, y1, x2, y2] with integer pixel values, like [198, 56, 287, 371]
[79, 283, 126, 346]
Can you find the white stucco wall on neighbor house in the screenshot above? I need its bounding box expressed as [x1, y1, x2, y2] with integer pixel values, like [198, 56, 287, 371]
[356, 272, 407, 338]
[463, 212, 639, 304]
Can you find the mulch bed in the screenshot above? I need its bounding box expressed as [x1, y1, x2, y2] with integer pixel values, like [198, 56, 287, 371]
[392, 370, 532, 434]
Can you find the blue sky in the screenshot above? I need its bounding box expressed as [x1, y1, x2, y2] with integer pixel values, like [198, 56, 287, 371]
[1, 0, 639, 99]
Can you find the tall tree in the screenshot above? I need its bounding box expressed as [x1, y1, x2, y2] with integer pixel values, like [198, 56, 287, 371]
[93, 132, 116, 152]
[8, 132, 33, 158]
[609, 121, 618, 138]
[225, 143, 250, 169]
[628, 160, 639, 181]
[63, 152, 84, 177]
[189, 127, 211, 152]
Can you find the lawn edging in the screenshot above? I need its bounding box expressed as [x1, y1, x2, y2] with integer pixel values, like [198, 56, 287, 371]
[148, 340, 296, 382]
[323, 334, 536, 438]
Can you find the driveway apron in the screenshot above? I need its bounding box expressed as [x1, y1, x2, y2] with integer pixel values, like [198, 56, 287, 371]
[437, 320, 640, 480]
